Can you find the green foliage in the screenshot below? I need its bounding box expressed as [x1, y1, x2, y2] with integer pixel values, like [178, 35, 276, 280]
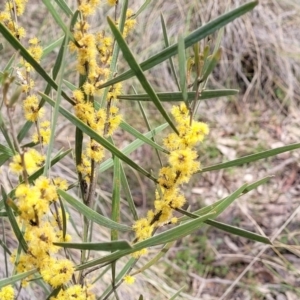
[1, 0, 298, 299]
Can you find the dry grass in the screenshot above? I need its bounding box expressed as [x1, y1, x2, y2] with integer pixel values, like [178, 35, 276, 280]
[1, 0, 300, 299]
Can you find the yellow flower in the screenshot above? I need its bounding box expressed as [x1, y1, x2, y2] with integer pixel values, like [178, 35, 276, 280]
[25, 222, 60, 257]
[32, 125, 51, 145]
[123, 9, 136, 37]
[124, 275, 135, 285]
[73, 89, 85, 103]
[107, 0, 117, 5]
[83, 82, 96, 96]
[171, 217, 178, 224]
[171, 103, 189, 123]
[29, 37, 39, 45]
[169, 148, 199, 174]
[10, 252, 36, 281]
[86, 140, 104, 162]
[23, 94, 44, 122]
[51, 284, 96, 300]
[0, 285, 14, 300]
[35, 176, 58, 202]
[15, 183, 48, 223]
[53, 177, 68, 190]
[0, 12, 10, 22]
[40, 258, 74, 288]
[9, 149, 45, 175]
[132, 248, 148, 258]
[132, 218, 153, 241]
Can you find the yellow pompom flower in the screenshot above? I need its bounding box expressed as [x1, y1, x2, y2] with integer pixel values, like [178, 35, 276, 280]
[15, 183, 49, 223]
[40, 258, 74, 288]
[53, 177, 68, 190]
[34, 176, 58, 202]
[86, 140, 104, 162]
[23, 94, 44, 122]
[169, 148, 199, 174]
[73, 89, 85, 103]
[123, 9, 136, 37]
[0, 285, 14, 300]
[51, 284, 96, 300]
[83, 82, 96, 96]
[9, 148, 45, 175]
[0, 12, 10, 22]
[157, 166, 177, 189]
[124, 275, 135, 285]
[32, 121, 51, 145]
[10, 252, 36, 286]
[132, 248, 148, 258]
[25, 222, 60, 257]
[132, 218, 153, 241]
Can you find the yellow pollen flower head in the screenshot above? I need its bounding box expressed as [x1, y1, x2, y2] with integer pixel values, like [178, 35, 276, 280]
[124, 275, 135, 285]
[40, 258, 74, 288]
[9, 148, 45, 175]
[0, 285, 14, 300]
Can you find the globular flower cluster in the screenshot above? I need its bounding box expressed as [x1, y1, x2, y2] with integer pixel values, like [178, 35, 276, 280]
[2, 0, 137, 295]
[122, 9, 136, 38]
[70, 1, 135, 184]
[23, 94, 45, 122]
[9, 148, 45, 175]
[9, 175, 73, 287]
[0, 285, 14, 300]
[20, 37, 43, 72]
[50, 284, 95, 300]
[2, 0, 50, 146]
[32, 120, 51, 145]
[0, 0, 27, 39]
[19, 36, 50, 146]
[132, 103, 209, 256]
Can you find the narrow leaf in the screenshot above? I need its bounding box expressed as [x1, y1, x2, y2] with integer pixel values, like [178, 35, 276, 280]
[41, 93, 158, 182]
[135, 0, 151, 18]
[201, 48, 222, 82]
[99, 122, 168, 173]
[120, 163, 139, 220]
[58, 196, 67, 240]
[99, 1, 258, 88]
[53, 0, 73, 17]
[118, 89, 238, 101]
[0, 22, 74, 105]
[0, 154, 11, 167]
[41, 0, 71, 37]
[169, 286, 186, 300]
[178, 35, 188, 102]
[0, 269, 37, 289]
[120, 122, 169, 154]
[54, 240, 132, 251]
[212, 184, 248, 216]
[200, 143, 300, 173]
[2, 188, 28, 253]
[205, 219, 271, 244]
[0, 144, 15, 157]
[44, 27, 70, 177]
[76, 211, 215, 270]
[179, 176, 272, 222]
[42, 36, 64, 58]
[111, 156, 121, 241]
[161, 13, 180, 89]
[58, 189, 132, 232]
[107, 17, 178, 134]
